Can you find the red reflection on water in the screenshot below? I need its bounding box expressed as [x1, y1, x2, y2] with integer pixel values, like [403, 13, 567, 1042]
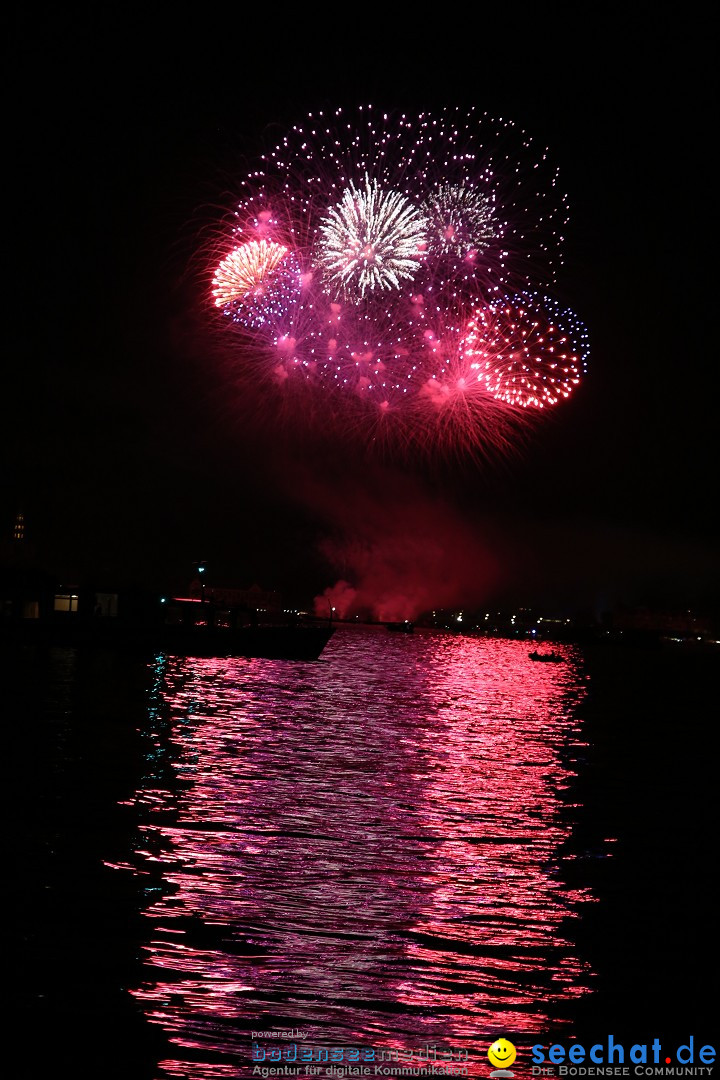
[392, 637, 593, 1037]
[120, 629, 598, 1077]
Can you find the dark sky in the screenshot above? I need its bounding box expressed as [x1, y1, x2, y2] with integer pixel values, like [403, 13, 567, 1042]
[5, 8, 717, 616]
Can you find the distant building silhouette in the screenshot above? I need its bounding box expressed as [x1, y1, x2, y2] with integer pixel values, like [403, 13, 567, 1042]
[13, 511, 25, 542]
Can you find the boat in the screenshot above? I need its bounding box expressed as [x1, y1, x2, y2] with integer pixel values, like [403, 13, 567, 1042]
[2, 595, 335, 661]
[528, 649, 563, 663]
[3, 619, 335, 660]
[4, 619, 335, 660]
[386, 621, 414, 633]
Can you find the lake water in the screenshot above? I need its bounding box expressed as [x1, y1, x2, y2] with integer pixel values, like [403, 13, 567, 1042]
[10, 625, 716, 1078]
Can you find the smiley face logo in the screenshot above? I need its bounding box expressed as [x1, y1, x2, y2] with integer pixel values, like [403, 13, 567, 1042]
[488, 1039, 517, 1070]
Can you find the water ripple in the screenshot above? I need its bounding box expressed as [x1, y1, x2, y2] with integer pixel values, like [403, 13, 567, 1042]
[117, 626, 598, 1075]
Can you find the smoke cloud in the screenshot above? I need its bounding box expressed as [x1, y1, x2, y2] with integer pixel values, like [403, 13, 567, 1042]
[282, 460, 502, 622]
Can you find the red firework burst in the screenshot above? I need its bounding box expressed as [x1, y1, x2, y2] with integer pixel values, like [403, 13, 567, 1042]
[461, 294, 588, 409]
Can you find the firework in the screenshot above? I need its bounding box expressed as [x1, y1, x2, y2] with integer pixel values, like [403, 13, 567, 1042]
[212, 240, 288, 306]
[203, 106, 586, 460]
[212, 240, 302, 329]
[317, 175, 427, 300]
[424, 182, 496, 258]
[462, 294, 589, 409]
[234, 106, 569, 296]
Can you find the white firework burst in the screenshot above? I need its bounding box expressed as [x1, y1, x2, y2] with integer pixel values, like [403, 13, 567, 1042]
[317, 175, 427, 300]
[424, 182, 496, 257]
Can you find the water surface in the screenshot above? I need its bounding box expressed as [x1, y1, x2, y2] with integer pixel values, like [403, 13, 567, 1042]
[121, 627, 596, 1074]
[12, 625, 715, 1078]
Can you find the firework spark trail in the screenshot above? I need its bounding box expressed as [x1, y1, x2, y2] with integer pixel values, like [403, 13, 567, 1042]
[317, 175, 428, 299]
[203, 106, 588, 461]
[212, 241, 288, 306]
[462, 294, 589, 409]
[424, 182, 496, 257]
[212, 240, 303, 330]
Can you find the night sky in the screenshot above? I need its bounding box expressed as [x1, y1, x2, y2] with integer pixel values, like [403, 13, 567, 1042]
[6, 9, 717, 617]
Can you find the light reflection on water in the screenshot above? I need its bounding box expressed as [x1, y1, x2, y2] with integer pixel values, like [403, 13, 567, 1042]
[118, 626, 598, 1076]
